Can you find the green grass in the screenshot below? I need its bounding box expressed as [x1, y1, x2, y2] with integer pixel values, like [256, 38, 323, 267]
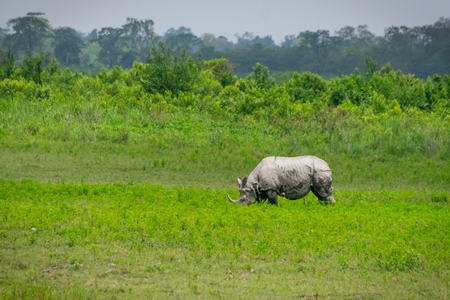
[1, 98, 449, 190]
[1, 137, 450, 191]
[0, 180, 449, 299]
[1, 97, 450, 298]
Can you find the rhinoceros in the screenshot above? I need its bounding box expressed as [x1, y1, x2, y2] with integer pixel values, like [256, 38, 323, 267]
[227, 156, 335, 205]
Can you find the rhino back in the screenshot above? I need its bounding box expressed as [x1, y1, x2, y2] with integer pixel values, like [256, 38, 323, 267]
[255, 156, 317, 198]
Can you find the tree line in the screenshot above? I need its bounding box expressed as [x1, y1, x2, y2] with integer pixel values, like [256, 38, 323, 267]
[1, 12, 450, 78]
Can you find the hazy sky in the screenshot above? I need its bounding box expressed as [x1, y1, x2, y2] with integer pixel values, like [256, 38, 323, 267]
[1, 0, 449, 44]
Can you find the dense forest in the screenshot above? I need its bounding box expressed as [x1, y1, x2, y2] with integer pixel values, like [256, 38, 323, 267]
[1, 12, 450, 78]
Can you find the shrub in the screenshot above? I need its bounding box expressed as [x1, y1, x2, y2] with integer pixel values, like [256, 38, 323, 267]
[285, 72, 327, 103]
[329, 73, 368, 106]
[369, 67, 427, 110]
[140, 43, 202, 96]
[204, 58, 237, 87]
[250, 63, 272, 90]
[0, 48, 16, 79]
[20, 51, 50, 85]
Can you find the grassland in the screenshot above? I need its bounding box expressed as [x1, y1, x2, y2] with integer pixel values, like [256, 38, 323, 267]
[1, 97, 449, 190]
[0, 59, 450, 299]
[1, 81, 450, 298]
[1, 180, 449, 299]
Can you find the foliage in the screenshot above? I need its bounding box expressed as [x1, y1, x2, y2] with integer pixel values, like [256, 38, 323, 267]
[96, 18, 157, 68]
[19, 51, 50, 84]
[1, 13, 450, 77]
[0, 51, 449, 119]
[204, 58, 237, 87]
[141, 43, 203, 96]
[120, 18, 157, 64]
[0, 53, 449, 179]
[4, 12, 52, 55]
[285, 72, 327, 102]
[0, 48, 15, 79]
[249, 62, 272, 89]
[163, 26, 201, 56]
[53, 27, 84, 65]
[97, 27, 123, 68]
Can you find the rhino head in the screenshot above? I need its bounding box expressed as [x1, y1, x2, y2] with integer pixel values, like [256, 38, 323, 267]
[227, 177, 259, 205]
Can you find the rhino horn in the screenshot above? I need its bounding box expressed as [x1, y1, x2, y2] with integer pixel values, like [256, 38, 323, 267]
[227, 194, 238, 204]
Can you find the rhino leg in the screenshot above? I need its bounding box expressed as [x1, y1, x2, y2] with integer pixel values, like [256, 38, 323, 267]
[311, 170, 335, 203]
[267, 190, 278, 205]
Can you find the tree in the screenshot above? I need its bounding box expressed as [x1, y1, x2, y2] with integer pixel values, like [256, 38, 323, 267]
[86, 29, 98, 41]
[143, 43, 202, 95]
[252, 35, 276, 48]
[121, 18, 157, 62]
[97, 27, 123, 68]
[20, 51, 50, 84]
[365, 57, 378, 79]
[0, 28, 9, 41]
[0, 48, 15, 79]
[5, 12, 51, 55]
[335, 26, 356, 43]
[234, 32, 276, 49]
[163, 26, 201, 56]
[79, 41, 101, 68]
[251, 62, 271, 89]
[281, 35, 297, 48]
[53, 27, 84, 65]
[355, 25, 377, 47]
[382, 26, 416, 71]
[97, 18, 157, 68]
[298, 30, 333, 74]
[204, 58, 236, 87]
[423, 17, 450, 74]
[200, 33, 233, 52]
[235, 32, 255, 49]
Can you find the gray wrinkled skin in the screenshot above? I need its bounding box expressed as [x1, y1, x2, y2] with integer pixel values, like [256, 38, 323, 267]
[227, 156, 335, 205]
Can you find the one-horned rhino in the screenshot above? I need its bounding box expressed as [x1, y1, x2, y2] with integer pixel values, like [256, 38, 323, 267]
[227, 156, 335, 205]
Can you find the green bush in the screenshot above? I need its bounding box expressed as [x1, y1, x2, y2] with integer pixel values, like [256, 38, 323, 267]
[285, 72, 327, 103]
[329, 73, 368, 106]
[1, 52, 449, 120]
[369, 68, 427, 109]
[204, 58, 237, 87]
[140, 43, 203, 96]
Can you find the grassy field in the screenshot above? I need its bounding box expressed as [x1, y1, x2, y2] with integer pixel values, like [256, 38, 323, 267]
[1, 180, 449, 299]
[1, 97, 450, 299]
[1, 98, 449, 190]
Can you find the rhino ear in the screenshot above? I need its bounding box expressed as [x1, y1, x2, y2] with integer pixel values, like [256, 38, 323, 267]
[237, 177, 243, 188]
